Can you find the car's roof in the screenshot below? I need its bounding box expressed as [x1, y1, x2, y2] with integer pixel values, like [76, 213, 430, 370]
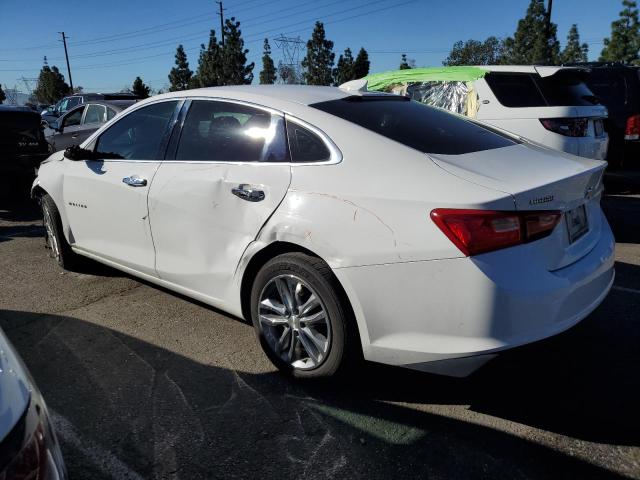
[478, 65, 587, 76]
[152, 85, 388, 108]
[0, 105, 35, 112]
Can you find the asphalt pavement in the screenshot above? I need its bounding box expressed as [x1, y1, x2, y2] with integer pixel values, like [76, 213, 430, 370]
[0, 187, 638, 480]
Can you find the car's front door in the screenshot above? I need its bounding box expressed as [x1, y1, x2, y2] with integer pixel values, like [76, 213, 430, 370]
[148, 99, 291, 306]
[69, 103, 112, 148]
[52, 106, 85, 151]
[62, 100, 181, 275]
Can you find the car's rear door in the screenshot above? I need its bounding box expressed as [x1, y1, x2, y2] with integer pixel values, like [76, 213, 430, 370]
[148, 98, 291, 306]
[62, 99, 182, 276]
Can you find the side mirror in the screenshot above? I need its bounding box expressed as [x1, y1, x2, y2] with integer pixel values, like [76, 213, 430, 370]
[63, 145, 95, 161]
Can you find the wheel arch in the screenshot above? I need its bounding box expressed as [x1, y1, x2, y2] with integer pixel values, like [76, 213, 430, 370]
[239, 241, 365, 356]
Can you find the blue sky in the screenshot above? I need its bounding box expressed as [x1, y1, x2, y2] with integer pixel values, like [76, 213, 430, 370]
[0, 0, 627, 94]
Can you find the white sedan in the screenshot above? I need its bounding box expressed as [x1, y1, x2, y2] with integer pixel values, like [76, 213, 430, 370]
[33, 85, 615, 378]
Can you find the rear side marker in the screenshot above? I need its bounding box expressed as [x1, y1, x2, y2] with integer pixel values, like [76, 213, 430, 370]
[431, 209, 562, 256]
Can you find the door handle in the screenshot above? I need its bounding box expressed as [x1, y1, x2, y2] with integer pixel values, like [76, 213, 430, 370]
[231, 184, 265, 202]
[122, 175, 147, 187]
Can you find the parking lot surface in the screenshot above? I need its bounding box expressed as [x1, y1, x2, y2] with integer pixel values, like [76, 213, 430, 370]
[0, 189, 639, 480]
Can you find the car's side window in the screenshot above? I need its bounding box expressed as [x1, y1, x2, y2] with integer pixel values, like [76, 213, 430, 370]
[484, 73, 547, 108]
[175, 100, 289, 162]
[67, 97, 82, 109]
[83, 104, 107, 125]
[286, 121, 331, 162]
[106, 107, 117, 121]
[63, 107, 85, 128]
[94, 101, 179, 160]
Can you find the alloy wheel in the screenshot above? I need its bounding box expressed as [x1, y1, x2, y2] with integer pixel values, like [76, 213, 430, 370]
[258, 274, 331, 370]
[42, 204, 60, 261]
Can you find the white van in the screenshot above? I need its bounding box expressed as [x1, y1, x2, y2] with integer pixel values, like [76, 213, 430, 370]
[365, 65, 609, 160]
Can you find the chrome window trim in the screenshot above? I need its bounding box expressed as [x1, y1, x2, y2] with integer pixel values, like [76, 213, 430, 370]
[160, 98, 342, 166]
[284, 114, 342, 166]
[81, 96, 342, 166]
[81, 98, 184, 149]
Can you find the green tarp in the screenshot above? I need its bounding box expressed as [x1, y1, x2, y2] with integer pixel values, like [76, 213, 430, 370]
[365, 66, 489, 91]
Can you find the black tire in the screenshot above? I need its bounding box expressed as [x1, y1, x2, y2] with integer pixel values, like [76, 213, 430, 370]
[41, 193, 83, 270]
[250, 252, 360, 379]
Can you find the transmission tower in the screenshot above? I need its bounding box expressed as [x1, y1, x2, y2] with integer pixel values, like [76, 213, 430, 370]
[5, 85, 18, 105]
[273, 34, 304, 84]
[20, 77, 39, 99]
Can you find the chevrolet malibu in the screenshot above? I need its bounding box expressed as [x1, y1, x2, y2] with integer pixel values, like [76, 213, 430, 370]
[32, 85, 615, 378]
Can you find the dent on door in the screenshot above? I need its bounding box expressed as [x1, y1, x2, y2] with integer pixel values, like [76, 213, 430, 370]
[148, 162, 291, 306]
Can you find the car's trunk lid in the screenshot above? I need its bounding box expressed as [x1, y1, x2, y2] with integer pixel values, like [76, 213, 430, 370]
[429, 143, 607, 270]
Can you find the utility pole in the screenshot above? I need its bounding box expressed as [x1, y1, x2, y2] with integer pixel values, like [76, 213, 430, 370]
[216, 1, 225, 46]
[59, 32, 74, 91]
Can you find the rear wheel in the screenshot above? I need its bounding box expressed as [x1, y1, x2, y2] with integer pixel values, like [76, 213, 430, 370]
[41, 193, 83, 270]
[250, 252, 358, 379]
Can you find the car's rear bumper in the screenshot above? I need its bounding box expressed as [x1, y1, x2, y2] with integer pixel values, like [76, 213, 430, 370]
[334, 214, 615, 376]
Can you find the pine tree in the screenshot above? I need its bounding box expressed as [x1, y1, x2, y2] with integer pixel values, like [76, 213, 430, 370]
[399, 53, 411, 69]
[0, 84, 5, 104]
[132, 77, 151, 98]
[221, 18, 254, 85]
[302, 22, 335, 85]
[34, 63, 70, 104]
[352, 48, 370, 79]
[192, 30, 223, 88]
[333, 47, 354, 86]
[169, 45, 193, 91]
[561, 24, 589, 63]
[443, 37, 504, 65]
[259, 38, 276, 84]
[502, 0, 560, 65]
[600, 0, 640, 65]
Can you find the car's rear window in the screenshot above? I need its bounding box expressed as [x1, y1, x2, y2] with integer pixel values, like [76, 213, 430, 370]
[311, 97, 518, 155]
[485, 71, 600, 107]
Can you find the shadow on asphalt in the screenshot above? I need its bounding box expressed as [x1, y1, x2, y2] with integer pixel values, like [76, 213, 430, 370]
[0, 308, 635, 480]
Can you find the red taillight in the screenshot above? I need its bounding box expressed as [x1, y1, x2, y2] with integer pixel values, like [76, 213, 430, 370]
[540, 117, 588, 137]
[625, 114, 640, 141]
[430, 209, 562, 256]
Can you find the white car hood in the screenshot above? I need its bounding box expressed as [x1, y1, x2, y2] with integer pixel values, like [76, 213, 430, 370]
[0, 328, 31, 442]
[428, 143, 606, 210]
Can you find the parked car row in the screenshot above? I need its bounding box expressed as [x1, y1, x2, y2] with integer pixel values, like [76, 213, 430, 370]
[1, 65, 629, 477]
[45, 99, 136, 152]
[571, 62, 640, 169]
[41, 92, 141, 124]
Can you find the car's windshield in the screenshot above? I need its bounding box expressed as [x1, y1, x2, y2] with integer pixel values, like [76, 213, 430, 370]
[311, 97, 518, 155]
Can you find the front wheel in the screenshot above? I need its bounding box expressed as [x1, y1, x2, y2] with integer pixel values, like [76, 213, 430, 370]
[41, 193, 83, 270]
[250, 253, 359, 379]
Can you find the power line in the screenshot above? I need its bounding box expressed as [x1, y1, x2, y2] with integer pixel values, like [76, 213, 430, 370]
[0, 0, 420, 74]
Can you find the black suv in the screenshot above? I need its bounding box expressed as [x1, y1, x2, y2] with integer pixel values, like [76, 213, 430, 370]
[569, 63, 640, 169]
[0, 106, 49, 197]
